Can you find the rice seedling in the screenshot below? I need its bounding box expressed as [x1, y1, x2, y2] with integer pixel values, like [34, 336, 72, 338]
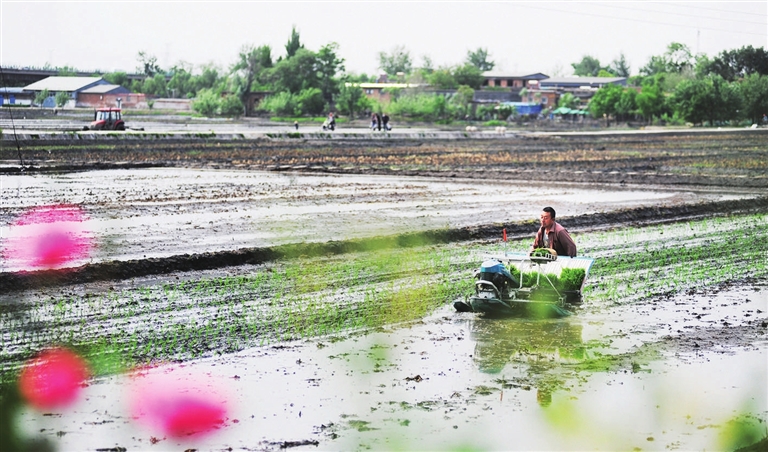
[1, 213, 765, 384]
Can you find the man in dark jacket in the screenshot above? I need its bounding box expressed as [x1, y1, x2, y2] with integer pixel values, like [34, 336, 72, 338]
[531, 207, 577, 257]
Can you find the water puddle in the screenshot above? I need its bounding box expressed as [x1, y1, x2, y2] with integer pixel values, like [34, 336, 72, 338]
[16, 285, 767, 451]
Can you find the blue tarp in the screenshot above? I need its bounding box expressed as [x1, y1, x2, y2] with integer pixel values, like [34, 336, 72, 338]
[499, 102, 543, 116]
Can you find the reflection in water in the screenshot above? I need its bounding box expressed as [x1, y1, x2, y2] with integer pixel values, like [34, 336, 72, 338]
[468, 317, 586, 406]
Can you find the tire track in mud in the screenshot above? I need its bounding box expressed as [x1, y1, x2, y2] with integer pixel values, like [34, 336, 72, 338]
[3, 196, 767, 292]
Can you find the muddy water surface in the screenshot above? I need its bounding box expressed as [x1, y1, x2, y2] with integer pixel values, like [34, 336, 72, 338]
[16, 284, 766, 451]
[0, 168, 756, 272]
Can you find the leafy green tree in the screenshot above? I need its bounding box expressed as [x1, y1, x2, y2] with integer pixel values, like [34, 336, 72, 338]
[192, 89, 221, 117]
[609, 53, 631, 77]
[344, 73, 373, 83]
[453, 63, 484, 89]
[233, 44, 273, 115]
[219, 94, 244, 117]
[641, 42, 694, 76]
[136, 51, 161, 77]
[427, 68, 457, 89]
[420, 55, 434, 74]
[378, 45, 413, 76]
[335, 83, 371, 118]
[195, 64, 221, 92]
[260, 91, 298, 116]
[589, 83, 623, 119]
[640, 55, 668, 76]
[316, 42, 345, 104]
[34, 88, 49, 107]
[558, 92, 580, 109]
[385, 93, 452, 122]
[451, 85, 475, 118]
[285, 26, 304, 58]
[103, 72, 128, 87]
[466, 48, 495, 71]
[54, 91, 70, 108]
[269, 48, 319, 94]
[597, 69, 615, 78]
[571, 55, 605, 77]
[636, 76, 667, 122]
[738, 73, 768, 124]
[699, 45, 768, 81]
[168, 63, 195, 98]
[142, 73, 168, 97]
[57, 66, 77, 76]
[664, 42, 694, 73]
[295, 88, 325, 115]
[615, 88, 638, 120]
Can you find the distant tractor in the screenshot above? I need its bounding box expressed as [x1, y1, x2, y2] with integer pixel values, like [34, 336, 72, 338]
[89, 108, 125, 131]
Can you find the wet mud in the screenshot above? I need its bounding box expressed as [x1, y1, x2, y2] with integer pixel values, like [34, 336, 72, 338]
[2, 130, 767, 451]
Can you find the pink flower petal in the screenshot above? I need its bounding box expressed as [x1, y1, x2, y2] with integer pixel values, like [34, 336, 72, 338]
[129, 372, 229, 438]
[3, 204, 94, 270]
[18, 347, 90, 410]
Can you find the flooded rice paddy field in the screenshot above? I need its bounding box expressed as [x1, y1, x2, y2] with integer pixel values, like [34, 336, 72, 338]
[1, 131, 767, 451]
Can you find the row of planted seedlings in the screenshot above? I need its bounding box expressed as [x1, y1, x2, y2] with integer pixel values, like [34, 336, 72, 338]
[2, 213, 766, 383]
[580, 213, 768, 307]
[0, 242, 478, 384]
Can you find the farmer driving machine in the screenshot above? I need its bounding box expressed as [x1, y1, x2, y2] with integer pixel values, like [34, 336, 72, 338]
[455, 249, 595, 317]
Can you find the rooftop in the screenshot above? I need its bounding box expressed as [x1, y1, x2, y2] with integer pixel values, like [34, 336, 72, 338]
[24, 76, 105, 92]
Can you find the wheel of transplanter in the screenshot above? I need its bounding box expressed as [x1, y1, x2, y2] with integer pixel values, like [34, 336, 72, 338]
[454, 300, 473, 312]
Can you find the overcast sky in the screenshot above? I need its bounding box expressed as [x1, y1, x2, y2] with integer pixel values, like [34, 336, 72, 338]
[2, 1, 766, 78]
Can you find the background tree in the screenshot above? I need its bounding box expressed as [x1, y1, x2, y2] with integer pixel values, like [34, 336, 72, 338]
[316, 42, 345, 105]
[295, 88, 325, 115]
[427, 67, 457, 89]
[451, 85, 475, 119]
[54, 91, 70, 108]
[219, 94, 244, 117]
[141, 73, 169, 97]
[641, 42, 694, 76]
[378, 45, 413, 76]
[466, 47, 495, 71]
[57, 66, 77, 76]
[453, 63, 484, 89]
[635, 75, 667, 122]
[664, 42, 694, 73]
[699, 45, 768, 81]
[589, 83, 623, 121]
[420, 55, 434, 74]
[609, 53, 631, 77]
[103, 72, 128, 87]
[195, 63, 221, 93]
[640, 55, 669, 76]
[738, 73, 768, 124]
[233, 44, 273, 115]
[557, 92, 580, 109]
[571, 55, 605, 76]
[335, 83, 371, 119]
[269, 48, 319, 94]
[192, 89, 222, 117]
[285, 26, 304, 58]
[136, 51, 162, 77]
[167, 63, 195, 98]
[615, 88, 638, 121]
[259, 91, 298, 116]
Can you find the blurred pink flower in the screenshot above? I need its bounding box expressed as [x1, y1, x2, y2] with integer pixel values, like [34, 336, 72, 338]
[3, 204, 94, 269]
[129, 372, 228, 438]
[18, 347, 90, 410]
